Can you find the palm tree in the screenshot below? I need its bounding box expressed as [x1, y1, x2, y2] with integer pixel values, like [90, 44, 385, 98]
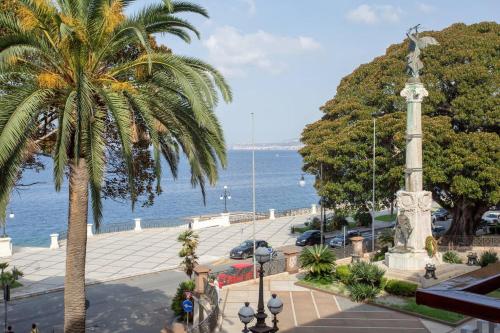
[178, 230, 199, 278]
[299, 244, 336, 280]
[0, 1, 231, 332]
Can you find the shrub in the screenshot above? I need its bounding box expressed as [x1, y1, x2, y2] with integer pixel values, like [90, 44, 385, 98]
[384, 279, 418, 297]
[377, 229, 395, 247]
[310, 217, 321, 230]
[335, 264, 351, 284]
[372, 246, 388, 262]
[479, 250, 498, 267]
[171, 280, 195, 321]
[348, 261, 385, 288]
[348, 283, 380, 302]
[300, 245, 336, 283]
[443, 251, 462, 264]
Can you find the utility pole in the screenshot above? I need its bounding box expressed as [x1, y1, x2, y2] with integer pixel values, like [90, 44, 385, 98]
[372, 117, 376, 252]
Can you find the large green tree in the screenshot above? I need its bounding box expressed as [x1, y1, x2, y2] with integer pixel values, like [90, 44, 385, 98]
[0, 1, 231, 332]
[301, 22, 499, 237]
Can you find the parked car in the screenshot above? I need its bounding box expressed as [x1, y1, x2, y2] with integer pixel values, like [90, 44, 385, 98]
[295, 230, 323, 246]
[329, 235, 351, 248]
[230, 240, 269, 259]
[432, 208, 449, 222]
[217, 263, 254, 287]
[482, 211, 500, 226]
[432, 225, 446, 237]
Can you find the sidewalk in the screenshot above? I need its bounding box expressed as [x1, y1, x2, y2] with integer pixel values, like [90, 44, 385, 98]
[5, 214, 309, 299]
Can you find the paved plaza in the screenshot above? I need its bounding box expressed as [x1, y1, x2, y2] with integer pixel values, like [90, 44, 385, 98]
[6, 214, 308, 298]
[219, 274, 452, 333]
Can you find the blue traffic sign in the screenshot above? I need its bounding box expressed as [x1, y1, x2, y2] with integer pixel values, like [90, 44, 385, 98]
[182, 299, 193, 313]
[267, 248, 273, 254]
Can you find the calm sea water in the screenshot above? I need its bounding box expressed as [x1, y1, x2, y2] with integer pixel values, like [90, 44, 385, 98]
[7, 150, 318, 246]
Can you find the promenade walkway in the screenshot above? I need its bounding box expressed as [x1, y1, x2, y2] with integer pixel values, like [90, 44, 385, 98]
[6, 214, 308, 298]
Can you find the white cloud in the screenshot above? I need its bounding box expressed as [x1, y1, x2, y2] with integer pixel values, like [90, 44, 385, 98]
[203, 26, 321, 77]
[416, 2, 435, 13]
[347, 4, 403, 24]
[241, 0, 256, 15]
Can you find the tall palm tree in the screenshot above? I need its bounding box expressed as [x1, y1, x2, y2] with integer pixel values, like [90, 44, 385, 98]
[0, 1, 231, 332]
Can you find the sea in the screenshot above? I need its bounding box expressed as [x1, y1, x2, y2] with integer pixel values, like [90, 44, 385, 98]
[7, 150, 318, 247]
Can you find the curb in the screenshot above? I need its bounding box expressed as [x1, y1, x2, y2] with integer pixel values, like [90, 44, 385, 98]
[11, 264, 180, 301]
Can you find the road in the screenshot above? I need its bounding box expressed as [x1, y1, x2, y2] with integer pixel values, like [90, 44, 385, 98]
[1, 270, 186, 333]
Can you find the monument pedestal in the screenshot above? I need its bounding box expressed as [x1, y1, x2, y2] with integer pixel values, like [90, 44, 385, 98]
[385, 250, 432, 271]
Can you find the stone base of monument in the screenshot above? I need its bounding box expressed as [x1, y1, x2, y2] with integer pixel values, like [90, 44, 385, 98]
[384, 249, 440, 271]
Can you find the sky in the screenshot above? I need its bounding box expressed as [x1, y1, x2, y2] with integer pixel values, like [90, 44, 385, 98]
[127, 0, 500, 145]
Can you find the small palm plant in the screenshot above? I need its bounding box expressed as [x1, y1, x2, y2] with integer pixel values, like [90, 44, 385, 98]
[0, 262, 23, 289]
[299, 244, 336, 283]
[178, 230, 199, 279]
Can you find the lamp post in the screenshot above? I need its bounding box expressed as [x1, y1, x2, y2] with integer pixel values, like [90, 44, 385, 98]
[220, 185, 231, 213]
[238, 247, 283, 333]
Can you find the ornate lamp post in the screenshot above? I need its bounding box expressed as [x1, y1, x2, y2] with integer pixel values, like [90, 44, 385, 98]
[219, 185, 231, 213]
[238, 247, 283, 333]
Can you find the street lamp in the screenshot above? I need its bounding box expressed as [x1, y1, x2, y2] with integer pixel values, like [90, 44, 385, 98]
[238, 302, 255, 333]
[220, 185, 231, 213]
[238, 247, 283, 333]
[298, 174, 306, 187]
[267, 294, 284, 331]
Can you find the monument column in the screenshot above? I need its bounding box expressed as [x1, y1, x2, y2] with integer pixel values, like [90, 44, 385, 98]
[385, 25, 439, 271]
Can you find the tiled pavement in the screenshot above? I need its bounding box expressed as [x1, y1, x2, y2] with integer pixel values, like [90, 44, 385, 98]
[6, 214, 308, 298]
[220, 274, 452, 333]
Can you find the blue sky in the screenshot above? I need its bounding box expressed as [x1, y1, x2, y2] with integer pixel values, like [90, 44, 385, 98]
[127, 1, 499, 145]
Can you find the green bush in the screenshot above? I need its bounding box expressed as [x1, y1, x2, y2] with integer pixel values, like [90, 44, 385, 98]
[299, 244, 336, 282]
[171, 280, 195, 321]
[479, 250, 498, 267]
[335, 264, 351, 284]
[348, 283, 380, 302]
[384, 279, 418, 297]
[348, 261, 385, 288]
[442, 251, 462, 264]
[372, 246, 388, 262]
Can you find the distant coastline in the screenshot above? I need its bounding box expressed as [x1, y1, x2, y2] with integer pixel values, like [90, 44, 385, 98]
[229, 140, 303, 151]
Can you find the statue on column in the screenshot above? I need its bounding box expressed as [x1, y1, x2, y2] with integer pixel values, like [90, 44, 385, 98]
[406, 24, 439, 79]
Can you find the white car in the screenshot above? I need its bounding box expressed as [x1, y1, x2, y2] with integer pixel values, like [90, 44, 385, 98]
[482, 211, 500, 226]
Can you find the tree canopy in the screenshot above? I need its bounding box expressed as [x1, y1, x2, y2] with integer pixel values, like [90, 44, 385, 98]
[300, 22, 499, 236]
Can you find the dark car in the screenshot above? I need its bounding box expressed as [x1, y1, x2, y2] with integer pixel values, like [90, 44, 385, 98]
[295, 230, 323, 246]
[432, 208, 449, 222]
[329, 235, 351, 248]
[230, 240, 268, 259]
[432, 225, 446, 237]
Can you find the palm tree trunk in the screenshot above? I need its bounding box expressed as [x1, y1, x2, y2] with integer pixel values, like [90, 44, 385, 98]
[64, 159, 89, 333]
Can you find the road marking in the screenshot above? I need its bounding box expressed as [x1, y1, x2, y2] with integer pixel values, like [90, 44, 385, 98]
[289, 291, 298, 327]
[310, 291, 321, 319]
[333, 295, 341, 311]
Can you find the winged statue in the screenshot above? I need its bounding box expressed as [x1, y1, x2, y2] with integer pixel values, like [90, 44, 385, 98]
[406, 24, 439, 78]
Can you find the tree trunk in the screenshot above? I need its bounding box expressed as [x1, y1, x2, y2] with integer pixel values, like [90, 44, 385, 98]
[445, 200, 488, 240]
[390, 200, 394, 216]
[64, 159, 89, 333]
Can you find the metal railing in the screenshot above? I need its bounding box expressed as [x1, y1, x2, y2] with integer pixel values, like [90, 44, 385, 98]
[438, 235, 500, 252]
[190, 280, 220, 333]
